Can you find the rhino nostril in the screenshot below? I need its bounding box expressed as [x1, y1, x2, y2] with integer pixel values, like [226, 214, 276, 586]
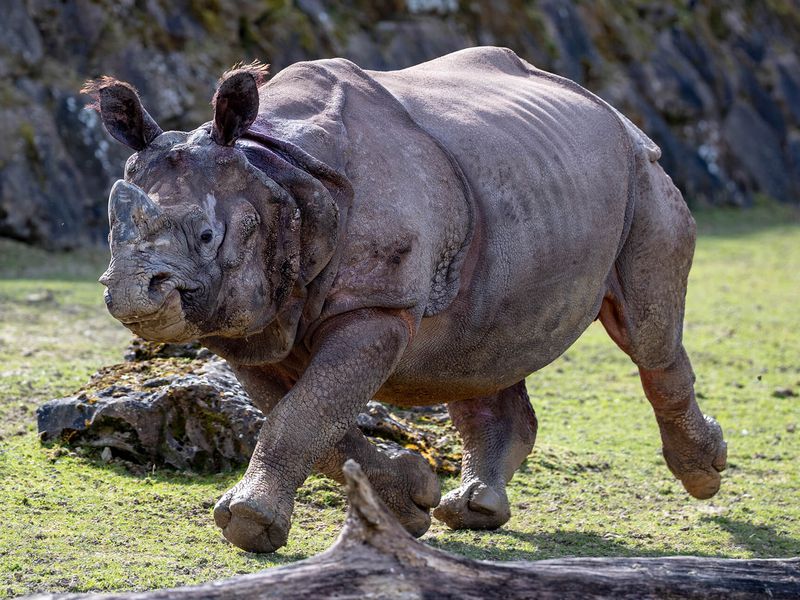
[104, 290, 113, 307]
[148, 272, 171, 293]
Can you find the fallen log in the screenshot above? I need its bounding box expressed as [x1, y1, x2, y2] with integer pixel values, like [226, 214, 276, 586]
[28, 460, 799, 600]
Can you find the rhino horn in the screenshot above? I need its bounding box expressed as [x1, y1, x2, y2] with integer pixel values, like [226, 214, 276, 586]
[108, 180, 162, 244]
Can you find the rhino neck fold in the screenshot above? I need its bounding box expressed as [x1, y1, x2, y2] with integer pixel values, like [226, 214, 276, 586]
[204, 131, 353, 365]
[203, 290, 305, 365]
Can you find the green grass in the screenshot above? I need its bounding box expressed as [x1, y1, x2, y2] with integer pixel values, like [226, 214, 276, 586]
[1, 203, 799, 596]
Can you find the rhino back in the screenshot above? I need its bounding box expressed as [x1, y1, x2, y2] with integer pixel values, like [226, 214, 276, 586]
[370, 46, 633, 277]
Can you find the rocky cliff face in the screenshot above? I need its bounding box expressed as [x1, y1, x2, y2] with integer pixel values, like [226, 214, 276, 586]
[1, 0, 799, 249]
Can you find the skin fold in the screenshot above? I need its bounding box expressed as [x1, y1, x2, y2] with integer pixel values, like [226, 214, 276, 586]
[88, 47, 727, 553]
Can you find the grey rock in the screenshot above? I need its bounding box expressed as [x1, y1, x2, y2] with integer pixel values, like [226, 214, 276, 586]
[671, 27, 727, 102]
[0, 102, 95, 248]
[37, 357, 264, 472]
[373, 18, 470, 71]
[642, 30, 715, 124]
[405, 0, 458, 15]
[787, 132, 800, 194]
[723, 102, 789, 202]
[37, 344, 459, 475]
[54, 93, 132, 234]
[122, 338, 206, 362]
[0, 0, 43, 77]
[342, 18, 470, 71]
[776, 54, 800, 125]
[737, 63, 785, 134]
[539, 0, 600, 85]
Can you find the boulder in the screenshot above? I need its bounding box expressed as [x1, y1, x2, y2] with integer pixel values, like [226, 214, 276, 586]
[723, 101, 790, 202]
[539, 0, 601, 85]
[37, 340, 460, 475]
[37, 356, 260, 472]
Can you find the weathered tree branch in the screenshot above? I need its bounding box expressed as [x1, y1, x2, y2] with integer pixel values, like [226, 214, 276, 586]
[28, 460, 800, 599]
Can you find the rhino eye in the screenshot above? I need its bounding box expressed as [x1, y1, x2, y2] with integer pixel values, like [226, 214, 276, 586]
[200, 229, 214, 243]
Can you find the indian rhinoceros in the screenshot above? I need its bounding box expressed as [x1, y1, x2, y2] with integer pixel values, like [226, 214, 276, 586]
[87, 47, 727, 553]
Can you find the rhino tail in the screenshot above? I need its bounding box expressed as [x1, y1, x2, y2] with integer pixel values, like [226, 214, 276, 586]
[610, 106, 661, 163]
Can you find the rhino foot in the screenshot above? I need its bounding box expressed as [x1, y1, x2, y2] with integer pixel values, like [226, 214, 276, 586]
[213, 478, 293, 553]
[662, 414, 728, 500]
[370, 451, 441, 537]
[433, 481, 511, 530]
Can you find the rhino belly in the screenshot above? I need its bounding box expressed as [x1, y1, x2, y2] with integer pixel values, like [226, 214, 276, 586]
[378, 219, 613, 406]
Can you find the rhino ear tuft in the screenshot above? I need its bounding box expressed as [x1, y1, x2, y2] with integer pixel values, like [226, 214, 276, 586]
[211, 64, 266, 146]
[81, 77, 162, 151]
[222, 60, 271, 86]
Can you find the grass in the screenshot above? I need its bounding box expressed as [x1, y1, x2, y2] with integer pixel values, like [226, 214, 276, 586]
[1, 203, 799, 596]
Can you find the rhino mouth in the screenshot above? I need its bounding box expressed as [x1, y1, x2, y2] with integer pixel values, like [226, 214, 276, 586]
[118, 288, 183, 325]
[120, 288, 195, 342]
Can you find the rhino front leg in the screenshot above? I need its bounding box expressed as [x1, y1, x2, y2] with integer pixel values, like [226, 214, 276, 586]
[434, 381, 537, 530]
[213, 309, 410, 553]
[230, 364, 441, 540]
[315, 426, 441, 537]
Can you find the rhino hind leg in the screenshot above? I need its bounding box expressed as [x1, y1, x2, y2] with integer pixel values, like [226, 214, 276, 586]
[433, 381, 538, 530]
[638, 349, 728, 499]
[315, 425, 441, 537]
[598, 160, 727, 499]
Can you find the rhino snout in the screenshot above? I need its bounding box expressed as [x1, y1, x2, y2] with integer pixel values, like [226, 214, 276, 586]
[100, 266, 180, 325]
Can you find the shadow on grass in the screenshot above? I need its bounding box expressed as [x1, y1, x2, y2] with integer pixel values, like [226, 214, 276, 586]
[74, 447, 245, 486]
[429, 518, 800, 562]
[426, 528, 715, 562]
[235, 550, 311, 566]
[703, 516, 800, 557]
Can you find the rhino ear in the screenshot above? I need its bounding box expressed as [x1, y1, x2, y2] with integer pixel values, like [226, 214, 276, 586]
[81, 77, 162, 151]
[212, 64, 268, 146]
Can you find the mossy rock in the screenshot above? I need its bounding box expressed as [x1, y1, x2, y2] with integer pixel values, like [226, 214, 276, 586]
[37, 340, 461, 475]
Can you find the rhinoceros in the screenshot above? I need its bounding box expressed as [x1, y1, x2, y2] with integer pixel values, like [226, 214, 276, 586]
[87, 47, 727, 553]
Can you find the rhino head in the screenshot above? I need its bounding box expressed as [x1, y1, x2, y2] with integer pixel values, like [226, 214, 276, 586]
[87, 67, 343, 350]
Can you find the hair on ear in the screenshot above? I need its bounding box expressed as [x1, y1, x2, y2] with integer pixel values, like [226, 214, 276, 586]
[211, 60, 269, 146]
[220, 60, 271, 86]
[80, 76, 126, 111]
[80, 77, 162, 151]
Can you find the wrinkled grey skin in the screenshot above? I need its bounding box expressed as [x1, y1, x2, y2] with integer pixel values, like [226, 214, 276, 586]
[92, 47, 727, 553]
